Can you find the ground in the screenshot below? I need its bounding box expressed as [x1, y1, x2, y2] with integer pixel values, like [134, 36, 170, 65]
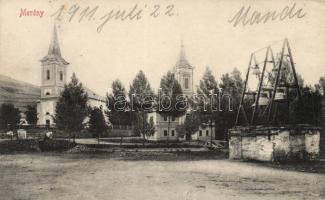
[1, 152, 325, 200]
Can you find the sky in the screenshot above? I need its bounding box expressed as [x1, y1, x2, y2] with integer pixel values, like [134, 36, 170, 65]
[0, 0, 325, 95]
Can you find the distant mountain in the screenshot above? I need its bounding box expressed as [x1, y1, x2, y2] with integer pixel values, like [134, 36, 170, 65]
[0, 74, 105, 112]
[0, 74, 40, 111]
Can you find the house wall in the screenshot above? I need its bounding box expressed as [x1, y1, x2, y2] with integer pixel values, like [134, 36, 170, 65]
[147, 112, 180, 141]
[37, 97, 106, 126]
[229, 127, 320, 162]
[192, 126, 216, 141]
[37, 99, 57, 125]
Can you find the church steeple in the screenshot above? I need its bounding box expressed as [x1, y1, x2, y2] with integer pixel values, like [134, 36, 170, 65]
[173, 41, 194, 97]
[179, 41, 186, 61]
[38, 24, 69, 126]
[48, 25, 61, 57]
[41, 24, 69, 65]
[175, 42, 192, 69]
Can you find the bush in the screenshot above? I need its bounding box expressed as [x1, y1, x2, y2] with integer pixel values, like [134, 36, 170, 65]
[39, 139, 76, 152]
[0, 139, 40, 153]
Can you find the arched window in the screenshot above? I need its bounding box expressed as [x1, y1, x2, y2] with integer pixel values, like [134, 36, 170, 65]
[184, 77, 189, 89]
[60, 71, 63, 81]
[46, 70, 50, 80]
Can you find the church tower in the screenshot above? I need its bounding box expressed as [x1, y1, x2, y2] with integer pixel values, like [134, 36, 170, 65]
[174, 43, 194, 97]
[37, 25, 69, 125]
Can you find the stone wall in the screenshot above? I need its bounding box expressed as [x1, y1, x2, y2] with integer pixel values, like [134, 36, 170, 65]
[229, 126, 320, 162]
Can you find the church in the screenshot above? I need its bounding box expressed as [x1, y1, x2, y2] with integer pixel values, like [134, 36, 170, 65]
[146, 44, 215, 141]
[36, 25, 105, 126]
[35, 24, 214, 140]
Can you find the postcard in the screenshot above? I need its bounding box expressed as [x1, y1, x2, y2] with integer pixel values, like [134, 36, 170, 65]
[0, 0, 324, 199]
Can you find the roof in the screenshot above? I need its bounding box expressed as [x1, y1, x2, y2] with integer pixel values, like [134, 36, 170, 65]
[40, 24, 69, 65]
[83, 87, 106, 102]
[174, 43, 193, 70]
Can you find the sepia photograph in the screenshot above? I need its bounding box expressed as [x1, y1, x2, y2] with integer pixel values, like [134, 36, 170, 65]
[0, 0, 324, 199]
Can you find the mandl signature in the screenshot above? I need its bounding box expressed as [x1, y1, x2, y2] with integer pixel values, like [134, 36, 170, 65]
[228, 3, 306, 27]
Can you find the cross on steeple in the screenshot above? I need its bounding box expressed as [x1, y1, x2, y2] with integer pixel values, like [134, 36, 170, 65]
[179, 40, 186, 61]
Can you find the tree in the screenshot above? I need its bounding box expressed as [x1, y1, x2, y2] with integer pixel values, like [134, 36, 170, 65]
[176, 111, 201, 141]
[128, 71, 155, 143]
[195, 67, 219, 142]
[25, 105, 38, 125]
[318, 77, 325, 136]
[88, 107, 107, 144]
[220, 68, 243, 109]
[158, 71, 186, 142]
[219, 68, 244, 139]
[106, 79, 131, 127]
[133, 114, 155, 144]
[146, 116, 156, 138]
[0, 104, 20, 130]
[54, 73, 89, 143]
[290, 85, 322, 125]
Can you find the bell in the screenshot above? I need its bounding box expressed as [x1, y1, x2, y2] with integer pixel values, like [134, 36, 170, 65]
[251, 92, 269, 107]
[258, 92, 269, 106]
[274, 88, 286, 100]
[252, 64, 261, 76]
[272, 67, 278, 73]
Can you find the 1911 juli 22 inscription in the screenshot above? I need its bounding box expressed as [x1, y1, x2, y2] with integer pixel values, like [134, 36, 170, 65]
[50, 3, 176, 32]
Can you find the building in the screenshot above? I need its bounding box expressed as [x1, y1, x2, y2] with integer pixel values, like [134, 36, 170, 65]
[37, 25, 105, 126]
[146, 112, 180, 141]
[173, 43, 194, 98]
[147, 44, 215, 141]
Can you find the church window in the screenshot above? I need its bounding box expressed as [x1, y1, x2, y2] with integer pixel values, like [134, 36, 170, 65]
[184, 77, 189, 89]
[206, 130, 209, 136]
[60, 71, 63, 81]
[164, 130, 168, 136]
[163, 115, 167, 121]
[171, 130, 175, 136]
[199, 130, 202, 136]
[46, 70, 50, 80]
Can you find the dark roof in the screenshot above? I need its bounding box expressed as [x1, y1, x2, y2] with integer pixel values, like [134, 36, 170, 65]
[84, 87, 106, 102]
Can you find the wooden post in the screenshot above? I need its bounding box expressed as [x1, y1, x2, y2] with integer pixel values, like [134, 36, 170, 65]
[251, 47, 270, 124]
[267, 39, 286, 123]
[235, 53, 253, 126]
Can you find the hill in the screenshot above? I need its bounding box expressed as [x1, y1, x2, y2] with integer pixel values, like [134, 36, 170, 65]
[0, 74, 40, 111]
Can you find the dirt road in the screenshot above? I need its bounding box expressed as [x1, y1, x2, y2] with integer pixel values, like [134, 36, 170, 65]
[0, 153, 324, 200]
